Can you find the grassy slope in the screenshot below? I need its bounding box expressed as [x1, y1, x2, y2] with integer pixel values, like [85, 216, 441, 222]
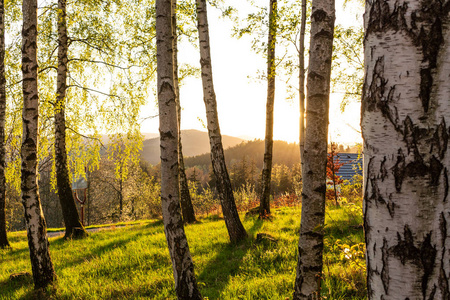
[0, 206, 365, 299]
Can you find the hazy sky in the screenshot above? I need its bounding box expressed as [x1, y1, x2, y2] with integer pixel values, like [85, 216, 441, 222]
[140, 0, 363, 145]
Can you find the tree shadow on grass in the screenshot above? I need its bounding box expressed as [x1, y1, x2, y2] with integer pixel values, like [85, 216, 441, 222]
[198, 217, 263, 299]
[50, 229, 147, 273]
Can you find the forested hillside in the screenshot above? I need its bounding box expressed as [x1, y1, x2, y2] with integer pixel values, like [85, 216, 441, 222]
[185, 139, 300, 169]
[140, 129, 244, 165]
[184, 139, 359, 170]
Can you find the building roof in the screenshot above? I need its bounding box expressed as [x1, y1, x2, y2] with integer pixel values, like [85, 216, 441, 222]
[335, 153, 362, 181]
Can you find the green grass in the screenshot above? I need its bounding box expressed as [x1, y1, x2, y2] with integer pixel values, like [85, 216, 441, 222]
[0, 206, 366, 299]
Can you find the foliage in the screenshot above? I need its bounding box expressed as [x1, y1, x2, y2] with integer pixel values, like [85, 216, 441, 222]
[331, 2, 364, 111]
[0, 206, 366, 299]
[326, 143, 345, 205]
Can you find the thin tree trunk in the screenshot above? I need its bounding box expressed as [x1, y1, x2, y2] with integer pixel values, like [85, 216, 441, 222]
[362, 1, 450, 298]
[260, 0, 278, 218]
[21, 0, 56, 288]
[0, 0, 9, 249]
[196, 0, 247, 243]
[173, 0, 196, 224]
[118, 175, 123, 219]
[299, 0, 306, 164]
[156, 0, 202, 298]
[55, 0, 87, 239]
[331, 162, 338, 206]
[293, 0, 335, 298]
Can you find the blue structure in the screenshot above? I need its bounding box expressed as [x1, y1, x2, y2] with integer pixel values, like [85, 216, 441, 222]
[335, 153, 362, 181]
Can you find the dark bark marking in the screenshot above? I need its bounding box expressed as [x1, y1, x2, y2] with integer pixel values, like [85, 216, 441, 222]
[303, 230, 323, 239]
[313, 184, 326, 194]
[393, 148, 405, 192]
[367, 0, 408, 35]
[311, 9, 327, 22]
[392, 226, 421, 265]
[364, 56, 401, 132]
[370, 179, 385, 205]
[428, 285, 437, 300]
[387, 226, 439, 299]
[439, 250, 450, 299]
[430, 119, 448, 159]
[404, 116, 416, 155]
[415, 8, 444, 113]
[380, 156, 388, 181]
[381, 238, 389, 294]
[439, 212, 447, 246]
[160, 130, 175, 141]
[429, 155, 443, 186]
[421, 233, 437, 299]
[444, 168, 448, 202]
[386, 197, 395, 218]
[314, 29, 334, 40]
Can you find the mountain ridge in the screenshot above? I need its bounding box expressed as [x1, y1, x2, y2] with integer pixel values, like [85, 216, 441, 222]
[140, 129, 244, 165]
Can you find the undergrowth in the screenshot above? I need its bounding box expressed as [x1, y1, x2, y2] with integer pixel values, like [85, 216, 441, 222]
[0, 200, 365, 299]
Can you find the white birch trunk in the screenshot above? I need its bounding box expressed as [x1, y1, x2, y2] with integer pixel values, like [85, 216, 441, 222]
[260, 0, 277, 217]
[299, 0, 307, 165]
[173, 0, 196, 224]
[0, 0, 9, 249]
[362, 1, 450, 298]
[294, 0, 335, 298]
[55, 0, 87, 239]
[21, 0, 56, 288]
[156, 0, 202, 298]
[196, 0, 247, 243]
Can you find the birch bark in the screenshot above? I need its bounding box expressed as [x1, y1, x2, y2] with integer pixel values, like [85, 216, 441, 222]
[55, 0, 87, 239]
[173, 0, 196, 224]
[196, 0, 247, 243]
[22, 0, 56, 288]
[299, 0, 307, 164]
[362, 1, 450, 298]
[293, 0, 335, 297]
[0, 0, 9, 249]
[156, 0, 202, 298]
[260, 0, 277, 218]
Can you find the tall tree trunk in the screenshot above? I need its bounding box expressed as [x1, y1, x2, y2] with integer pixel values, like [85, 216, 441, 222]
[55, 0, 87, 239]
[259, 0, 278, 218]
[293, 0, 335, 298]
[299, 0, 306, 164]
[156, 0, 202, 298]
[362, 1, 450, 298]
[21, 0, 56, 288]
[118, 175, 123, 219]
[0, 0, 9, 249]
[196, 0, 247, 243]
[173, 0, 196, 224]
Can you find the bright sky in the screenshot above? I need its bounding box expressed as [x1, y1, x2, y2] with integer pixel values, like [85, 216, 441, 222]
[140, 0, 363, 145]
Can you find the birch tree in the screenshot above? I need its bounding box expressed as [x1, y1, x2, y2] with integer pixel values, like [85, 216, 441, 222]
[196, 0, 247, 243]
[293, 0, 335, 297]
[22, 0, 56, 288]
[173, 0, 196, 224]
[55, 0, 87, 239]
[156, 0, 202, 298]
[0, 0, 8, 249]
[362, 1, 450, 298]
[259, 0, 277, 218]
[298, 0, 306, 164]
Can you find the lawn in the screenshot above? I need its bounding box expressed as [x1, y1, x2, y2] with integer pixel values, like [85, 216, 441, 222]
[0, 205, 366, 299]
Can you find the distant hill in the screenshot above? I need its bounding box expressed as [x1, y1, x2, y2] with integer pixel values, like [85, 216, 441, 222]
[184, 139, 301, 170]
[140, 129, 244, 165]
